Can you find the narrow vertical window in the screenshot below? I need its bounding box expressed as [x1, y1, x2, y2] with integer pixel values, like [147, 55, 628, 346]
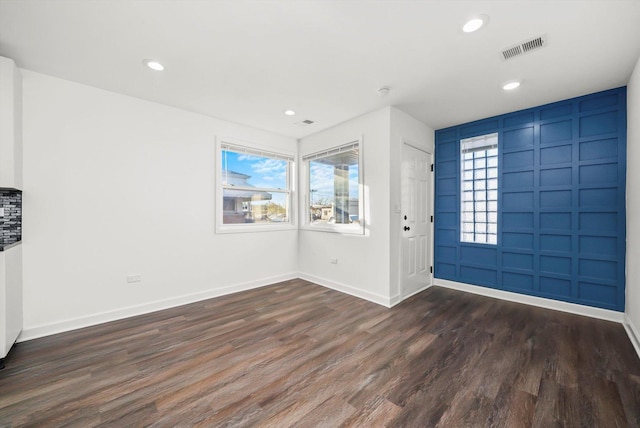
[460, 133, 498, 244]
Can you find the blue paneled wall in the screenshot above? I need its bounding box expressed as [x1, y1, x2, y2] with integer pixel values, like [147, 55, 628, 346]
[434, 87, 626, 311]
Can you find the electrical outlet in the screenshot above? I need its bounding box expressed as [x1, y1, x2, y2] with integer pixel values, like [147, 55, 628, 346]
[330, 258, 338, 264]
[126, 274, 142, 283]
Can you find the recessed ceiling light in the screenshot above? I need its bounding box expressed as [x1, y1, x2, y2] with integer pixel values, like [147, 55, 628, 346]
[284, 110, 296, 116]
[502, 80, 521, 91]
[143, 59, 165, 71]
[463, 15, 488, 33]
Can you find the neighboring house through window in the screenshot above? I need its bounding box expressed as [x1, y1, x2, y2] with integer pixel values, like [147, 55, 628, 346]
[216, 139, 295, 232]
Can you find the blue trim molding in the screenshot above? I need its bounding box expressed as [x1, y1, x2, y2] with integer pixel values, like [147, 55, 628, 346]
[435, 87, 627, 311]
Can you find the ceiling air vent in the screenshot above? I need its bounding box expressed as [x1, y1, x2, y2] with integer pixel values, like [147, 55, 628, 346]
[501, 35, 547, 61]
[295, 119, 315, 127]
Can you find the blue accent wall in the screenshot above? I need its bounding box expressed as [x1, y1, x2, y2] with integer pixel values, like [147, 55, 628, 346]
[434, 87, 627, 311]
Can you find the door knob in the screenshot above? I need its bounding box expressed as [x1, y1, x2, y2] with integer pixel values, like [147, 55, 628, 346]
[404, 226, 410, 231]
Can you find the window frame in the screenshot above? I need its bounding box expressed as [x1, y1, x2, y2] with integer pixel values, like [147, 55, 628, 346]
[301, 137, 365, 235]
[460, 132, 498, 245]
[215, 138, 296, 234]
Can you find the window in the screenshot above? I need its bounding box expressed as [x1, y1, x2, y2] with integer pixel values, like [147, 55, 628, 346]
[460, 133, 498, 244]
[302, 139, 363, 233]
[217, 140, 294, 232]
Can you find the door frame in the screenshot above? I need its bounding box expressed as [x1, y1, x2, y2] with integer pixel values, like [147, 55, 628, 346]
[399, 140, 434, 301]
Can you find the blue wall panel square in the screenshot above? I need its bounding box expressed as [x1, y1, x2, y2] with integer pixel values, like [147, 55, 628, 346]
[504, 127, 534, 150]
[438, 141, 457, 159]
[540, 212, 572, 230]
[503, 212, 534, 229]
[438, 212, 457, 228]
[437, 160, 457, 176]
[540, 145, 572, 165]
[437, 129, 457, 142]
[461, 246, 497, 265]
[579, 236, 617, 256]
[438, 195, 456, 211]
[540, 120, 572, 144]
[504, 111, 534, 128]
[503, 192, 534, 210]
[460, 120, 499, 138]
[460, 266, 497, 285]
[502, 232, 534, 249]
[436, 263, 456, 278]
[503, 150, 534, 168]
[435, 87, 626, 311]
[579, 93, 619, 112]
[579, 188, 617, 208]
[540, 168, 572, 186]
[437, 246, 457, 261]
[503, 171, 534, 189]
[438, 229, 457, 242]
[579, 282, 617, 306]
[503, 252, 534, 270]
[540, 256, 572, 275]
[503, 272, 534, 291]
[579, 212, 617, 233]
[438, 177, 457, 193]
[579, 138, 618, 161]
[540, 103, 572, 120]
[540, 234, 572, 252]
[580, 111, 618, 137]
[579, 163, 617, 185]
[540, 276, 572, 297]
[540, 190, 572, 208]
[579, 259, 617, 280]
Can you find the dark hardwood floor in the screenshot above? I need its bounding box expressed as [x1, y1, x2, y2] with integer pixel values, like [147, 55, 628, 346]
[1, 279, 639, 427]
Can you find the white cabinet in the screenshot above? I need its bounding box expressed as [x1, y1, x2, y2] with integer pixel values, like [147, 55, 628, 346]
[0, 56, 22, 190]
[0, 244, 22, 364]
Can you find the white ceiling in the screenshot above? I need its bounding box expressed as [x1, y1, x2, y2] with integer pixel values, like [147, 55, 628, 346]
[1, 0, 640, 139]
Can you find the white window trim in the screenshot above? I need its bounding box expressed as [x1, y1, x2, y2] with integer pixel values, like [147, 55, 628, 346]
[300, 136, 365, 235]
[215, 137, 296, 234]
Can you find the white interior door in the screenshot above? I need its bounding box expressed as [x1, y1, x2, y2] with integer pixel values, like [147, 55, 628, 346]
[400, 143, 432, 299]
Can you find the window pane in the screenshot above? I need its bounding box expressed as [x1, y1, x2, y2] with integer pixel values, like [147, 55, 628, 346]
[219, 146, 292, 228]
[460, 133, 499, 245]
[222, 150, 288, 189]
[222, 189, 289, 224]
[308, 147, 360, 225]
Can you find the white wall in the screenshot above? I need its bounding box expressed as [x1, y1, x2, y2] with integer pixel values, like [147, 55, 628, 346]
[389, 107, 434, 303]
[21, 71, 298, 339]
[298, 108, 392, 305]
[626, 55, 640, 347]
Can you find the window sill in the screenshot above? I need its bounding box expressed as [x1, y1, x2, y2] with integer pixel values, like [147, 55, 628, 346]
[301, 224, 365, 235]
[216, 223, 297, 234]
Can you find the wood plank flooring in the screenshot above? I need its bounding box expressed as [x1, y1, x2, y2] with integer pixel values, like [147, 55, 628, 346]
[1, 279, 639, 427]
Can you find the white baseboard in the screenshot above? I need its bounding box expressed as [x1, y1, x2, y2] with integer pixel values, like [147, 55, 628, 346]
[18, 272, 298, 342]
[297, 272, 391, 307]
[389, 283, 433, 307]
[623, 315, 640, 361]
[433, 278, 624, 323]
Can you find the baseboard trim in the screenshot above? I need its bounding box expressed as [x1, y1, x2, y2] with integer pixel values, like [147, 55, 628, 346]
[18, 272, 298, 342]
[297, 272, 391, 307]
[433, 278, 624, 323]
[623, 315, 640, 361]
[389, 283, 433, 307]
